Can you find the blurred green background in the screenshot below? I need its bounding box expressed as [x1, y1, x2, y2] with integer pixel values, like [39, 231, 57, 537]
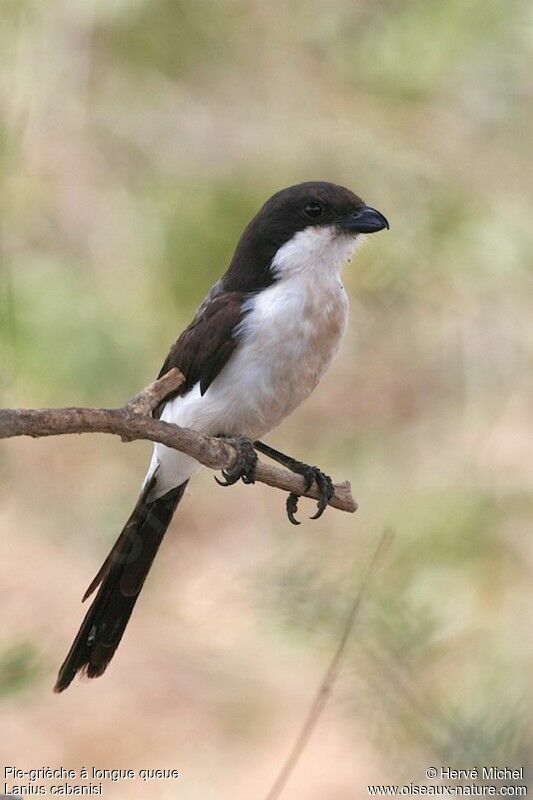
[1, 1, 532, 797]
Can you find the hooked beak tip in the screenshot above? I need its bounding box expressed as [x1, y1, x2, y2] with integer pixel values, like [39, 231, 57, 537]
[339, 205, 390, 234]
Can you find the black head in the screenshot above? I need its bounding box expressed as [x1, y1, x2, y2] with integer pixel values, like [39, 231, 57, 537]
[223, 181, 389, 292]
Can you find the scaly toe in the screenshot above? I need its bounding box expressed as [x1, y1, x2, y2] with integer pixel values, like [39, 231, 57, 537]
[286, 493, 301, 525]
[309, 469, 334, 520]
[214, 470, 237, 487]
[214, 436, 258, 487]
[284, 463, 335, 523]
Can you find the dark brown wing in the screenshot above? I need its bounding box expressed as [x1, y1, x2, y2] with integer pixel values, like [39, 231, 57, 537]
[157, 290, 247, 405]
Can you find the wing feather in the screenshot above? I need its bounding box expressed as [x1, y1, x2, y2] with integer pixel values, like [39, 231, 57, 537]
[156, 290, 247, 406]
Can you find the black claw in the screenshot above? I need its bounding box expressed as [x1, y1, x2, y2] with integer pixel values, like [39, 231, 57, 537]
[214, 436, 258, 487]
[309, 470, 334, 520]
[288, 465, 334, 522]
[286, 493, 301, 525]
[214, 472, 233, 487]
[285, 464, 334, 523]
[216, 438, 335, 523]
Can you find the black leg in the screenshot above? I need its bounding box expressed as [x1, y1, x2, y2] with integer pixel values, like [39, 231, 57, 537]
[215, 436, 258, 487]
[254, 441, 334, 525]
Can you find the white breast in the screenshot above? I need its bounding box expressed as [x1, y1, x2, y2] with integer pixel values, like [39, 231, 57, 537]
[148, 225, 359, 495]
[223, 256, 349, 436]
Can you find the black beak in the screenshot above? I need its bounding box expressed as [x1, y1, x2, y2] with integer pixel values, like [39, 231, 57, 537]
[338, 205, 390, 234]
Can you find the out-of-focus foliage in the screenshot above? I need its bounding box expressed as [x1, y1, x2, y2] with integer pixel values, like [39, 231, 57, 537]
[0, 642, 41, 698]
[0, 1, 531, 797]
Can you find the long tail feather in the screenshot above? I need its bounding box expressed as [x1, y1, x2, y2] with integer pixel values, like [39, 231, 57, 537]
[54, 478, 187, 693]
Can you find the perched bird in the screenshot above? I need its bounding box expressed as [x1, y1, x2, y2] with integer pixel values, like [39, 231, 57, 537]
[54, 181, 389, 692]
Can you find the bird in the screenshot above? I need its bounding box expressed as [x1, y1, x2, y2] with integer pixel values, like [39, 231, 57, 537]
[54, 180, 389, 692]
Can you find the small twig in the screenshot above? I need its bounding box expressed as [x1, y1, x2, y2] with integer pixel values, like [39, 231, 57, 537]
[0, 371, 358, 514]
[126, 367, 185, 416]
[263, 530, 394, 800]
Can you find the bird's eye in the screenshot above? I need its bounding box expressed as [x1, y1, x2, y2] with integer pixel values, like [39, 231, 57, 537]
[304, 202, 324, 219]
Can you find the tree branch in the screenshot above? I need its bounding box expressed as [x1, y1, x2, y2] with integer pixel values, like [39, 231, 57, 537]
[0, 369, 358, 514]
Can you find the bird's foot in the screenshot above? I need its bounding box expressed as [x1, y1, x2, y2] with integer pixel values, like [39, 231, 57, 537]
[215, 436, 258, 487]
[285, 463, 334, 525]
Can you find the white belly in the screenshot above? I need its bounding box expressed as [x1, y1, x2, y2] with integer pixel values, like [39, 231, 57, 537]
[212, 273, 349, 438]
[149, 277, 348, 495]
[148, 225, 356, 497]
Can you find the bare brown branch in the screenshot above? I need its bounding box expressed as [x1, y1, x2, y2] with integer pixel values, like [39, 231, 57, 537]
[0, 371, 358, 514]
[126, 367, 185, 415]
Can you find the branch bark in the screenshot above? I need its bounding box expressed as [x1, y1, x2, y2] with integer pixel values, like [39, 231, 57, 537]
[0, 369, 357, 514]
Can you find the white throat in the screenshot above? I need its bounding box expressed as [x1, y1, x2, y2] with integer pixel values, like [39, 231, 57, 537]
[270, 224, 362, 279]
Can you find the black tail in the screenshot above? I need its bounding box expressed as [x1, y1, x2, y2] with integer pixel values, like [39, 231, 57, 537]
[54, 477, 187, 692]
